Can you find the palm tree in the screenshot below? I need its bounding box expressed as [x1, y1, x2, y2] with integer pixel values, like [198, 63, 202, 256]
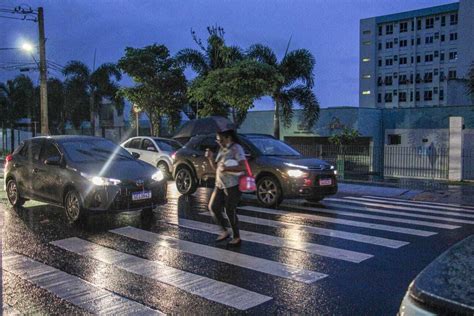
[62, 61, 123, 132]
[0, 75, 36, 127]
[176, 26, 244, 117]
[247, 44, 320, 139]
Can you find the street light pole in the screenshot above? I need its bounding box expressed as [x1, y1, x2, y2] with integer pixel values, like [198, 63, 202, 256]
[37, 7, 48, 135]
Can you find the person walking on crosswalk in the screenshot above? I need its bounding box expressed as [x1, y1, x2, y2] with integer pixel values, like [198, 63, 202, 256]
[206, 129, 246, 246]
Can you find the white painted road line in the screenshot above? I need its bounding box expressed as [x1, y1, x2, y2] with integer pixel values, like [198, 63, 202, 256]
[324, 199, 474, 225]
[279, 203, 460, 230]
[163, 218, 373, 263]
[363, 195, 474, 212]
[51, 238, 272, 311]
[335, 197, 474, 219]
[198, 212, 409, 249]
[110, 226, 327, 284]
[239, 206, 437, 237]
[2, 252, 163, 315]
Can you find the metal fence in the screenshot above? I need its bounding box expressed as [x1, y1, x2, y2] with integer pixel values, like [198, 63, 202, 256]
[463, 147, 474, 180]
[291, 143, 449, 180]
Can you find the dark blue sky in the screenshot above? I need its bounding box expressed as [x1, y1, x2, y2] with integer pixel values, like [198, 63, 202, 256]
[0, 0, 455, 111]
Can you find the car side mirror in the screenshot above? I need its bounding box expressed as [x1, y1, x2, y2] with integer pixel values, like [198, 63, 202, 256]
[132, 152, 140, 159]
[147, 146, 156, 152]
[45, 156, 61, 166]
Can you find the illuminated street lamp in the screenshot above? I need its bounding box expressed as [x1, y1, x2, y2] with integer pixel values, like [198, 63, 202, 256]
[133, 104, 141, 136]
[21, 42, 34, 53]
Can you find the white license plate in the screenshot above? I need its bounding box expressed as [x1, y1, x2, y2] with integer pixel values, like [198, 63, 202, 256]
[319, 179, 332, 186]
[132, 191, 152, 201]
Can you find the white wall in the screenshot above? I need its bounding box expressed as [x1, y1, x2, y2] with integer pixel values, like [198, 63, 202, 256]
[384, 128, 449, 147]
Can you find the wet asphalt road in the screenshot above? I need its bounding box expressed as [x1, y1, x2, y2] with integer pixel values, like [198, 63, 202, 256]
[2, 182, 474, 315]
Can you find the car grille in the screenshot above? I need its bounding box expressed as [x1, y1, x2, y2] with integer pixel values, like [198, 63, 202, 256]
[111, 182, 167, 210]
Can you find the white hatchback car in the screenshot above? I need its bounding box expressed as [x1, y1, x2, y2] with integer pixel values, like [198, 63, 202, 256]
[121, 137, 182, 179]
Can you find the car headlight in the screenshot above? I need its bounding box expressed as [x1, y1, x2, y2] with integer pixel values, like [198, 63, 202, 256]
[81, 173, 121, 186]
[287, 169, 309, 178]
[330, 165, 335, 170]
[151, 170, 164, 182]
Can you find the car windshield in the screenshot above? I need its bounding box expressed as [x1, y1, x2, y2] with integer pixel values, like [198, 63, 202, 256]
[154, 139, 182, 152]
[246, 137, 301, 156]
[62, 139, 134, 162]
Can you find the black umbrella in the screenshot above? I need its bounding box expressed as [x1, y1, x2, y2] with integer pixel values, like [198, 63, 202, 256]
[172, 116, 235, 141]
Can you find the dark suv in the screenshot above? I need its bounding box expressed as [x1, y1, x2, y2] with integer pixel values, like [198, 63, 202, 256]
[4, 136, 167, 223]
[173, 134, 337, 207]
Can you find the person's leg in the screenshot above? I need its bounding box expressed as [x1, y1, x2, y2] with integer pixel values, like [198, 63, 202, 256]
[224, 186, 242, 243]
[208, 187, 229, 240]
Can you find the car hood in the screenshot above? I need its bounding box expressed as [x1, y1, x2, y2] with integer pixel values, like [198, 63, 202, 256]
[263, 156, 331, 169]
[70, 159, 157, 181]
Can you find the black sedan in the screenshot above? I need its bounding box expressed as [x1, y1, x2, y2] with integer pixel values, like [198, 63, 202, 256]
[3, 136, 167, 223]
[173, 133, 337, 207]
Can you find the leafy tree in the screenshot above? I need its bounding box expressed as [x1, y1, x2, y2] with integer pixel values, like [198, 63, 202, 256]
[329, 127, 361, 146]
[0, 75, 36, 127]
[247, 44, 320, 139]
[62, 60, 123, 130]
[188, 59, 283, 125]
[118, 44, 187, 136]
[176, 26, 244, 117]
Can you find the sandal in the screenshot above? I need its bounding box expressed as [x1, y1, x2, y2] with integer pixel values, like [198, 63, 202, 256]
[227, 238, 241, 246]
[216, 231, 230, 241]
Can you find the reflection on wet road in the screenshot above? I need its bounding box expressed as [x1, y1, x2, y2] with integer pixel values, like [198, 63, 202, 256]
[2, 183, 474, 314]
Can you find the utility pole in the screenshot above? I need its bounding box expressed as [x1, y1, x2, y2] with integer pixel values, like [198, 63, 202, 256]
[37, 7, 49, 135]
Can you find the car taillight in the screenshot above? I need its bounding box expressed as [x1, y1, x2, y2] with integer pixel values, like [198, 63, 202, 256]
[5, 154, 13, 168]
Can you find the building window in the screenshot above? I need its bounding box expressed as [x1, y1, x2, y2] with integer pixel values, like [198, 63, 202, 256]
[377, 76, 383, 86]
[416, 73, 422, 83]
[440, 71, 445, 81]
[425, 36, 434, 44]
[385, 93, 393, 102]
[378, 42, 382, 50]
[362, 74, 371, 79]
[417, 19, 422, 30]
[450, 32, 458, 41]
[441, 34, 445, 42]
[385, 58, 393, 66]
[399, 39, 408, 47]
[362, 57, 370, 62]
[415, 91, 420, 101]
[424, 72, 433, 83]
[400, 22, 408, 33]
[416, 37, 421, 45]
[410, 91, 414, 102]
[385, 75, 393, 86]
[416, 55, 421, 63]
[399, 57, 408, 65]
[433, 87, 438, 94]
[363, 30, 371, 35]
[362, 90, 371, 95]
[425, 54, 434, 63]
[394, 55, 398, 61]
[377, 93, 382, 103]
[440, 52, 445, 61]
[448, 69, 457, 79]
[449, 51, 457, 60]
[434, 68, 439, 76]
[399, 91, 407, 102]
[388, 134, 401, 145]
[378, 59, 382, 67]
[439, 89, 444, 101]
[450, 13, 458, 25]
[378, 25, 383, 36]
[386, 24, 393, 35]
[425, 17, 434, 29]
[399, 74, 408, 84]
[434, 50, 439, 58]
[363, 40, 371, 45]
[386, 41, 393, 49]
[435, 32, 439, 40]
[424, 90, 433, 101]
[441, 16, 446, 26]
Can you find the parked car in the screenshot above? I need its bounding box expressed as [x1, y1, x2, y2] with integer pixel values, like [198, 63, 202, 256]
[173, 133, 338, 207]
[399, 235, 474, 315]
[121, 136, 182, 179]
[3, 136, 167, 223]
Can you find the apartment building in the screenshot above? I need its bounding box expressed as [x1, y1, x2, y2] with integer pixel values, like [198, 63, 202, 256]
[360, 1, 474, 108]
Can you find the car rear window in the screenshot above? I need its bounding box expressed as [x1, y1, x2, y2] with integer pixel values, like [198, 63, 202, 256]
[154, 139, 182, 152]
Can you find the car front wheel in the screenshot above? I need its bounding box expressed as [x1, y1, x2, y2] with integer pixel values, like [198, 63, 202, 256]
[175, 167, 197, 195]
[256, 176, 283, 208]
[157, 161, 171, 179]
[64, 190, 85, 223]
[6, 179, 25, 207]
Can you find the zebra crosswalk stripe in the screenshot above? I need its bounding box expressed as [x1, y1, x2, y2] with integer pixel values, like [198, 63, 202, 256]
[333, 197, 474, 219]
[279, 203, 460, 229]
[162, 218, 373, 263]
[363, 195, 474, 212]
[2, 252, 163, 315]
[198, 212, 409, 249]
[110, 226, 327, 284]
[239, 205, 437, 237]
[50, 237, 272, 311]
[324, 198, 474, 225]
